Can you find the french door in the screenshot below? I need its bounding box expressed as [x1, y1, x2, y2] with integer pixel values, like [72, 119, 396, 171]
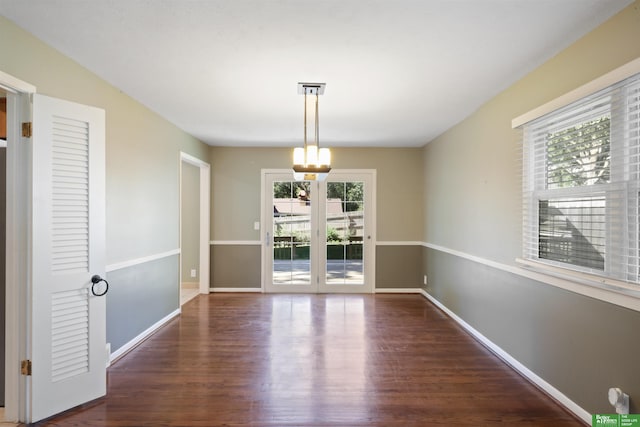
[262, 170, 375, 293]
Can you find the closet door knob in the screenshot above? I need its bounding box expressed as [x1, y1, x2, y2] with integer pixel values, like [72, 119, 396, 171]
[90, 275, 109, 297]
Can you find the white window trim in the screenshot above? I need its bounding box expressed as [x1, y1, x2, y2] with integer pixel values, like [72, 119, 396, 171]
[516, 258, 640, 296]
[513, 56, 640, 307]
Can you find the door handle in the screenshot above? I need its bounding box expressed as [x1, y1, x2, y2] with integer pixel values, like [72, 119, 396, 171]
[90, 275, 109, 297]
[266, 232, 270, 246]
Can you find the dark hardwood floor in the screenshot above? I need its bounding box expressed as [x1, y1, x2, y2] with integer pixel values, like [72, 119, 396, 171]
[37, 293, 585, 426]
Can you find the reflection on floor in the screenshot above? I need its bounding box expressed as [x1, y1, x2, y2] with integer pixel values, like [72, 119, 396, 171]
[38, 294, 584, 426]
[180, 282, 198, 305]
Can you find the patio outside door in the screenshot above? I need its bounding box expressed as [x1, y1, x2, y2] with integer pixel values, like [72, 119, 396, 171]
[262, 170, 375, 293]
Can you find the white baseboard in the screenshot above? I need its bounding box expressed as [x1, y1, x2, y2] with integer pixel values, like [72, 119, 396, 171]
[209, 288, 426, 294]
[375, 287, 423, 293]
[109, 308, 181, 363]
[210, 287, 262, 293]
[211, 287, 422, 294]
[419, 289, 591, 425]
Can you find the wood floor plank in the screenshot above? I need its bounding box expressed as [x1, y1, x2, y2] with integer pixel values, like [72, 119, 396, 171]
[36, 294, 585, 426]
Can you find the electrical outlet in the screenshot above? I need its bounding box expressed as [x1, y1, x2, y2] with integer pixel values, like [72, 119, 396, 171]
[423, 275, 427, 285]
[254, 221, 260, 230]
[190, 269, 197, 278]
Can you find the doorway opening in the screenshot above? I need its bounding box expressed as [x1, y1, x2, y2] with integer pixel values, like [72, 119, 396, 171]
[180, 161, 200, 305]
[179, 153, 211, 302]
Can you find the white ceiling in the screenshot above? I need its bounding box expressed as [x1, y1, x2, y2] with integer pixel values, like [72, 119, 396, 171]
[0, 0, 632, 147]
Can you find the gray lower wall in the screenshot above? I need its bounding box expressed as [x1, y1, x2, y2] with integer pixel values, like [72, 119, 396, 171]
[211, 244, 262, 288]
[210, 243, 423, 290]
[376, 245, 422, 289]
[423, 246, 640, 415]
[106, 254, 179, 352]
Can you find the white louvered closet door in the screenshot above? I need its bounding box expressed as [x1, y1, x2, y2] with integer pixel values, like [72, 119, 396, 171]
[31, 94, 106, 423]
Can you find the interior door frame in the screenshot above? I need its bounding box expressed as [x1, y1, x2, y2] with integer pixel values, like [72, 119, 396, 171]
[1, 70, 36, 423]
[261, 169, 376, 294]
[179, 152, 211, 296]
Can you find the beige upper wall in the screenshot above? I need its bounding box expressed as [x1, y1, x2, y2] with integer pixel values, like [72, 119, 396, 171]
[423, 1, 640, 264]
[0, 16, 209, 263]
[209, 147, 424, 242]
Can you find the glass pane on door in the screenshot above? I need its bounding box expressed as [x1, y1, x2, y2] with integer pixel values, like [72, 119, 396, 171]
[326, 181, 364, 285]
[272, 181, 312, 285]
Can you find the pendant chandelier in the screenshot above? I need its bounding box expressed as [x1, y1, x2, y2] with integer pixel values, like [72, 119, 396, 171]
[293, 82, 331, 181]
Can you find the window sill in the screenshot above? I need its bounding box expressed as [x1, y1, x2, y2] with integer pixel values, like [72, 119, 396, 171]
[515, 258, 640, 312]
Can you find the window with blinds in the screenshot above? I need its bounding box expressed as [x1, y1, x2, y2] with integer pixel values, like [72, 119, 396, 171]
[522, 72, 640, 284]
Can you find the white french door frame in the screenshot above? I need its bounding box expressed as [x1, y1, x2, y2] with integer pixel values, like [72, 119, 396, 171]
[261, 169, 376, 294]
[261, 171, 319, 293]
[318, 170, 376, 294]
[1, 71, 36, 423]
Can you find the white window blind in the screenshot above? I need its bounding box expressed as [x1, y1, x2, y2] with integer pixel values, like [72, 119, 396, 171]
[522, 72, 640, 285]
